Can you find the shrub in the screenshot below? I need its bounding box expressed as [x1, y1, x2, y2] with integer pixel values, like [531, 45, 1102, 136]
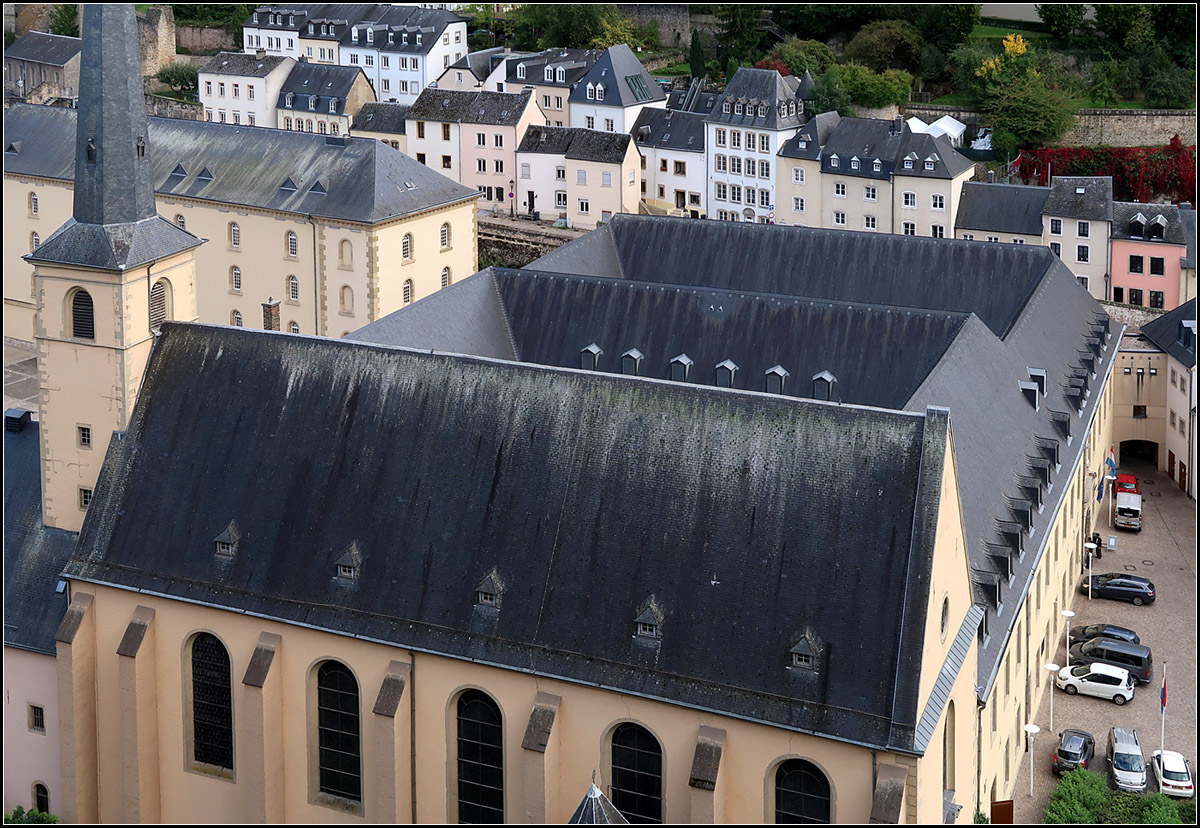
[1102, 791, 1148, 824]
[843, 19, 925, 73]
[990, 128, 1020, 162]
[1140, 793, 1183, 824]
[1177, 800, 1196, 824]
[813, 65, 854, 116]
[3, 806, 59, 824]
[1044, 767, 1109, 824]
[838, 63, 913, 108]
[1037, 4, 1087, 44]
[777, 38, 836, 77]
[1017, 137, 1197, 204]
[156, 62, 199, 94]
[921, 43, 950, 84]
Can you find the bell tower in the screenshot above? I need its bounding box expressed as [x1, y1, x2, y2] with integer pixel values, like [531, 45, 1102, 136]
[23, 4, 203, 532]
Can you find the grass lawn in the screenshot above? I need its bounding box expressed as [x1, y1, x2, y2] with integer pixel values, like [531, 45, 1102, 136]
[135, 4, 152, 12]
[930, 91, 975, 105]
[651, 63, 691, 77]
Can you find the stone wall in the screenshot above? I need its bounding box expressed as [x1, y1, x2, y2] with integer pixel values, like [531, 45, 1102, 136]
[902, 103, 1196, 148]
[1102, 302, 1169, 332]
[478, 216, 583, 268]
[901, 104, 984, 130]
[616, 3, 691, 48]
[137, 5, 176, 77]
[176, 24, 235, 54]
[13, 3, 53, 37]
[144, 92, 201, 121]
[855, 103, 900, 121]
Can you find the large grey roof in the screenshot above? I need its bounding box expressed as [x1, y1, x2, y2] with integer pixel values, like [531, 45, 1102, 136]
[25, 215, 204, 271]
[4, 103, 479, 224]
[350, 101, 408, 134]
[1043, 176, 1113, 221]
[816, 119, 972, 181]
[245, 4, 463, 54]
[777, 111, 840, 160]
[70, 322, 948, 752]
[278, 61, 368, 116]
[568, 784, 628, 824]
[631, 107, 706, 153]
[707, 67, 804, 131]
[502, 48, 599, 87]
[449, 47, 524, 80]
[339, 6, 464, 55]
[4, 30, 81, 66]
[956, 183, 1050, 236]
[353, 268, 972, 410]
[199, 50, 290, 77]
[1110, 201, 1186, 244]
[1140, 299, 1196, 368]
[525, 214, 1123, 702]
[517, 126, 631, 164]
[4, 421, 79, 656]
[406, 88, 532, 126]
[666, 89, 720, 115]
[567, 44, 665, 107]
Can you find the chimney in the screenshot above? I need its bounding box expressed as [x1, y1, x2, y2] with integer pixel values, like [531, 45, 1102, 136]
[255, 48, 266, 60]
[262, 297, 281, 331]
[298, 55, 308, 64]
[893, 115, 902, 134]
[987, 170, 995, 183]
[5, 408, 32, 433]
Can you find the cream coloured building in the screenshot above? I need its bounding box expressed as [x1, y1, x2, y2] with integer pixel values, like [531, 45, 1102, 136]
[198, 50, 295, 128]
[515, 126, 641, 228]
[4, 105, 480, 342]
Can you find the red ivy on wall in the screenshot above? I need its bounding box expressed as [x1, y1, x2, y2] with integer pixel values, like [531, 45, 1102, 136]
[1017, 136, 1196, 205]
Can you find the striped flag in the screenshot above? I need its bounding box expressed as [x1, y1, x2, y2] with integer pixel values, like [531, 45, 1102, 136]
[1161, 664, 1167, 712]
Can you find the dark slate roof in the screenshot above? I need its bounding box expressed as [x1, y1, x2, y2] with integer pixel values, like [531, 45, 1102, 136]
[631, 107, 705, 154]
[278, 61, 368, 116]
[796, 69, 816, 101]
[4, 30, 81, 66]
[1183, 208, 1197, 268]
[568, 785, 628, 824]
[350, 101, 408, 134]
[25, 215, 204, 271]
[1110, 201, 1186, 245]
[526, 214, 1123, 702]
[448, 46, 523, 81]
[339, 6, 464, 55]
[820, 117, 903, 179]
[353, 268, 972, 410]
[956, 183, 1050, 236]
[896, 130, 974, 180]
[4, 104, 478, 224]
[567, 44, 665, 107]
[706, 67, 804, 131]
[4, 421, 79, 656]
[503, 48, 599, 87]
[1043, 177, 1113, 222]
[1140, 299, 1196, 368]
[406, 88, 531, 126]
[199, 50, 290, 77]
[517, 126, 631, 164]
[777, 111, 840, 160]
[536, 215, 1051, 339]
[666, 89, 719, 115]
[70, 322, 948, 753]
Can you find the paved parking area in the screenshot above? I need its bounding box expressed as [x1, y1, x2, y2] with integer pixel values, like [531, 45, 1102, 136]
[1012, 457, 1196, 821]
[4, 337, 39, 417]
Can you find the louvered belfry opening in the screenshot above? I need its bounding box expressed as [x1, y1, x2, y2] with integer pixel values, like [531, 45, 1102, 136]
[150, 280, 168, 332]
[72, 290, 95, 340]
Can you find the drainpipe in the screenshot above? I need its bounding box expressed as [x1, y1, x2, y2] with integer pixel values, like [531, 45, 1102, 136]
[976, 698, 985, 819]
[408, 650, 417, 824]
[305, 214, 320, 334]
[870, 748, 877, 793]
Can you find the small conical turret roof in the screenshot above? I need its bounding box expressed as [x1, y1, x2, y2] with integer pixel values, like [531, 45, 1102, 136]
[567, 783, 629, 824]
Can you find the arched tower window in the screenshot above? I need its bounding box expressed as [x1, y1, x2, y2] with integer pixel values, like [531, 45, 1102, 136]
[70, 289, 95, 340]
[29, 191, 39, 215]
[229, 222, 241, 249]
[149, 279, 171, 332]
[403, 279, 413, 304]
[456, 690, 503, 823]
[289, 321, 300, 333]
[175, 214, 186, 230]
[287, 230, 298, 257]
[440, 222, 451, 249]
[775, 759, 831, 823]
[402, 233, 413, 260]
[340, 285, 354, 313]
[230, 266, 242, 292]
[288, 275, 300, 301]
[441, 267, 451, 288]
[31, 232, 40, 251]
[610, 723, 663, 823]
[316, 661, 361, 802]
[339, 239, 353, 268]
[189, 632, 234, 770]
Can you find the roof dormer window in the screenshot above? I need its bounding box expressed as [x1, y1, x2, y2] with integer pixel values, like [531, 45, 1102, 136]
[669, 353, 692, 382]
[798, 139, 807, 149]
[812, 370, 836, 400]
[829, 155, 839, 168]
[308, 23, 313, 34]
[586, 82, 595, 100]
[253, 12, 259, 23]
[366, 27, 374, 43]
[352, 27, 359, 42]
[633, 597, 664, 641]
[285, 91, 294, 107]
[517, 62, 526, 80]
[321, 24, 328, 35]
[715, 359, 738, 388]
[787, 628, 824, 673]
[621, 348, 643, 376]
[474, 569, 504, 609]
[873, 159, 881, 172]
[789, 101, 796, 115]
[765, 365, 789, 395]
[581, 342, 603, 371]
[850, 158, 860, 170]
[213, 521, 241, 558]
[556, 66, 565, 82]
[402, 32, 408, 44]
[416, 33, 422, 45]
[308, 95, 317, 110]
[1149, 214, 1167, 239]
[904, 159, 913, 169]
[388, 30, 394, 44]
[334, 541, 362, 582]
[757, 104, 766, 117]
[722, 101, 731, 113]
[596, 83, 605, 101]
[329, 97, 338, 113]
[924, 159, 935, 170]
[289, 14, 294, 25]
[734, 103, 743, 115]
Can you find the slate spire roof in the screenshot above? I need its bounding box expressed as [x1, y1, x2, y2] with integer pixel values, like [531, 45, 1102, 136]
[568, 783, 628, 824]
[24, 5, 201, 271]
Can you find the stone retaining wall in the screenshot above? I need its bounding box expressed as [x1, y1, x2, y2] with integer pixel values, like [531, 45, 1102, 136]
[617, 3, 690, 48]
[902, 103, 1196, 147]
[144, 92, 201, 121]
[1102, 302, 1168, 332]
[176, 23, 234, 54]
[478, 216, 583, 268]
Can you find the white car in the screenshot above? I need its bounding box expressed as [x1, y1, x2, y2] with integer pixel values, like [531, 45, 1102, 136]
[1152, 751, 1195, 798]
[1056, 662, 1135, 704]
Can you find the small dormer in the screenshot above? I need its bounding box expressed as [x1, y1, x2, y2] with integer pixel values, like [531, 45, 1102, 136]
[474, 568, 504, 609]
[308, 22, 314, 34]
[517, 62, 526, 80]
[352, 26, 359, 42]
[279, 176, 298, 194]
[168, 162, 187, 181]
[1148, 214, 1167, 240]
[811, 370, 836, 401]
[850, 156, 860, 170]
[1180, 320, 1196, 351]
[621, 348, 644, 376]
[633, 596, 665, 642]
[1027, 368, 1047, 396]
[285, 91, 295, 107]
[586, 82, 595, 100]
[334, 541, 363, 581]
[596, 83, 605, 101]
[196, 167, 214, 183]
[213, 520, 241, 558]
[722, 101, 731, 114]
[787, 627, 825, 673]
[581, 342, 603, 371]
[544, 65, 553, 82]
[308, 95, 318, 110]
[555, 66, 564, 82]
[366, 27, 373, 43]
[1129, 212, 1147, 238]
[764, 365, 789, 395]
[669, 353, 693, 382]
[829, 154, 839, 168]
[387, 30, 394, 44]
[715, 359, 738, 388]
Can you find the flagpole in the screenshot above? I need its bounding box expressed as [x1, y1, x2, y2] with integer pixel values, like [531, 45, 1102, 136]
[1161, 661, 1167, 755]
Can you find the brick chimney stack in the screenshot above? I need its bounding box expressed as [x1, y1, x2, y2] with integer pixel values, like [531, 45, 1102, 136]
[262, 297, 281, 331]
[255, 48, 266, 60]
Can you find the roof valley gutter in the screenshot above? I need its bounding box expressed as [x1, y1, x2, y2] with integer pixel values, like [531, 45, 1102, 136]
[67, 576, 921, 756]
[978, 321, 1126, 702]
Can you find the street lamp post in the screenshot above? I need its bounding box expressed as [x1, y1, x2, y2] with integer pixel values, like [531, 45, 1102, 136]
[1084, 542, 1097, 600]
[508, 179, 515, 218]
[1045, 663, 1060, 730]
[1062, 609, 1075, 667]
[1024, 723, 1041, 797]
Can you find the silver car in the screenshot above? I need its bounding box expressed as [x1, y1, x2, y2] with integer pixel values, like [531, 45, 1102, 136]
[1107, 727, 1147, 792]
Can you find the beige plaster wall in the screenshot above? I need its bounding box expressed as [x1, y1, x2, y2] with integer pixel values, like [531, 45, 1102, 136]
[372, 203, 478, 317]
[774, 157, 821, 227]
[3, 647, 62, 816]
[1112, 349, 1169, 468]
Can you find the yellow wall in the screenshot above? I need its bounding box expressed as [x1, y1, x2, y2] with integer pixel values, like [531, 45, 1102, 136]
[1112, 349, 1169, 468]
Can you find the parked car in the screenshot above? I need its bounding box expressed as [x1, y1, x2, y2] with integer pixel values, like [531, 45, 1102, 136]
[1069, 637, 1154, 684]
[1151, 751, 1195, 798]
[1069, 623, 1140, 647]
[1116, 474, 1140, 494]
[1053, 729, 1096, 774]
[1080, 573, 1156, 605]
[1056, 662, 1135, 705]
[1107, 727, 1147, 792]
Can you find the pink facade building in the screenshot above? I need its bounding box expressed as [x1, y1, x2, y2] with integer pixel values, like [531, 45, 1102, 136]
[1111, 202, 1187, 311]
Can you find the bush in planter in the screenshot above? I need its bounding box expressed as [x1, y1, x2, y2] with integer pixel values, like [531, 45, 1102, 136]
[1044, 767, 1108, 824]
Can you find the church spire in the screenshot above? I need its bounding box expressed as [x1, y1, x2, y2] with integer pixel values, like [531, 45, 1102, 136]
[72, 4, 158, 224]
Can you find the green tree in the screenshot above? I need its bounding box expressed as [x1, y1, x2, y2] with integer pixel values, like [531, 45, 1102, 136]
[838, 63, 913, 108]
[812, 65, 853, 115]
[511, 4, 620, 51]
[1043, 767, 1108, 824]
[772, 5, 888, 41]
[156, 62, 200, 94]
[715, 4, 764, 66]
[920, 4, 980, 53]
[1036, 4, 1087, 43]
[983, 70, 1076, 147]
[689, 31, 707, 80]
[3, 806, 59, 824]
[843, 19, 924, 73]
[1145, 57, 1196, 108]
[588, 13, 638, 50]
[776, 38, 835, 76]
[1092, 4, 1149, 48]
[1151, 4, 1196, 68]
[1088, 61, 1119, 107]
[48, 4, 78, 38]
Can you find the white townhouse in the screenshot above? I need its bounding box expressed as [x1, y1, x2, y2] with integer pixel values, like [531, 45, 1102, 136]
[516, 125, 641, 228]
[481, 47, 600, 125]
[566, 44, 666, 135]
[632, 107, 707, 217]
[198, 50, 294, 128]
[705, 67, 806, 224]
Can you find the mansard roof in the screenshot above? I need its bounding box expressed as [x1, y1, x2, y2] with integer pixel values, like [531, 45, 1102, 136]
[406, 88, 532, 126]
[956, 183, 1051, 236]
[706, 67, 804, 131]
[200, 50, 291, 77]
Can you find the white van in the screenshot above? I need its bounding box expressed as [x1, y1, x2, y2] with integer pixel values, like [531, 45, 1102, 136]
[1115, 492, 1142, 530]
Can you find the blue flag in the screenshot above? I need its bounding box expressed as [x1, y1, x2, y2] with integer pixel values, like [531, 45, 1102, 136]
[1097, 479, 1104, 502]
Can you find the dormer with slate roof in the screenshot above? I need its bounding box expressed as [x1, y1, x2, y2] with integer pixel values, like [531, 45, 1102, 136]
[567, 45, 666, 134]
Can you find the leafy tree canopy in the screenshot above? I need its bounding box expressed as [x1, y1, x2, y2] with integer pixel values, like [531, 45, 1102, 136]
[1036, 4, 1086, 43]
[843, 19, 924, 73]
[715, 4, 765, 66]
[776, 38, 835, 77]
[511, 4, 622, 51]
[48, 4, 78, 38]
[919, 4, 980, 53]
[156, 62, 199, 94]
[838, 63, 914, 108]
[812, 65, 853, 116]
